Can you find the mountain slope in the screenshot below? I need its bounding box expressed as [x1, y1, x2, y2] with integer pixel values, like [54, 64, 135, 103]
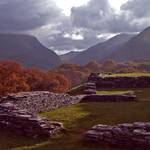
[71, 34, 135, 65]
[109, 27, 150, 61]
[60, 51, 81, 62]
[0, 33, 61, 69]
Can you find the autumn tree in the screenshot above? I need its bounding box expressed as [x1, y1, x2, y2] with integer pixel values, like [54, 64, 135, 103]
[0, 61, 29, 95]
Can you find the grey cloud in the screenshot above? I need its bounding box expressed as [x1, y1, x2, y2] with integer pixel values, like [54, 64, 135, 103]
[121, 0, 150, 18]
[71, 0, 113, 32]
[70, 0, 150, 34]
[40, 0, 150, 53]
[0, 0, 63, 32]
[1, 0, 150, 53]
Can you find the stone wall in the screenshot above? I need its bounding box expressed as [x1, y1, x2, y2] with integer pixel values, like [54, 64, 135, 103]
[0, 102, 64, 138]
[81, 93, 137, 103]
[2, 91, 82, 114]
[88, 74, 150, 88]
[83, 82, 96, 94]
[0, 91, 83, 138]
[85, 122, 150, 148]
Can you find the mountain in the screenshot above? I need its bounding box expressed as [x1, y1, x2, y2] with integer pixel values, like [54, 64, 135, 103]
[0, 33, 61, 69]
[71, 34, 135, 65]
[109, 27, 150, 61]
[60, 51, 81, 62]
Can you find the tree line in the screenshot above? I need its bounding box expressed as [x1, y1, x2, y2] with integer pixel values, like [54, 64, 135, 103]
[0, 61, 70, 96]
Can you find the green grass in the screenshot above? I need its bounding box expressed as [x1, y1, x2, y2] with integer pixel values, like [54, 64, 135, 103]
[67, 85, 84, 96]
[101, 72, 150, 78]
[97, 88, 150, 102]
[0, 88, 150, 150]
[96, 90, 133, 95]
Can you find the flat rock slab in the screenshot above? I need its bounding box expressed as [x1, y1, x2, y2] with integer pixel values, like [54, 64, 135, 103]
[80, 93, 137, 103]
[85, 122, 150, 148]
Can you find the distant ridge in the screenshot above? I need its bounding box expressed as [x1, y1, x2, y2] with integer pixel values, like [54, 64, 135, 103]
[0, 33, 61, 69]
[109, 27, 150, 61]
[71, 34, 135, 64]
[60, 51, 81, 62]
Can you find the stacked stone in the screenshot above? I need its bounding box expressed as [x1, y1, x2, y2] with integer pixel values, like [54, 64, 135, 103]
[81, 92, 137, 103]
[88, 73, 150, 88]
[0, 102, 64, 138]
[85, 122, 150, 147]
[3, 91, 81, 114]
[83, 83, 96, 94]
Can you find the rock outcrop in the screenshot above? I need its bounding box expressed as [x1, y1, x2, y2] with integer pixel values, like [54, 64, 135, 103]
[0, 102, 64, 138]
[85, 122, 150, 148]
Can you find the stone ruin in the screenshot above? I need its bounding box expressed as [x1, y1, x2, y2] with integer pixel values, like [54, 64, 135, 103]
[85, 122, 150, 148]
[81, 92, 137, 103]
[88, 73, 150, 88]
[2, 91, 82, 114]
[83, 82, 96, 94]
[81, 82, 137, 102]
[0, 102, 64, 138]
[0, 91, 82, 138]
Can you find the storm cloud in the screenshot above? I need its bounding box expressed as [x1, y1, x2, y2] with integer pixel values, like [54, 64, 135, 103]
[0, 0, 150, 53]
[0, 0, 63, 32]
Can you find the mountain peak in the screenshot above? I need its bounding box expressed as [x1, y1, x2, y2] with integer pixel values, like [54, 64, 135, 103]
[142, 26, 150, 33]
[0, 33, 61, 69]
[135, 26, 150, 43]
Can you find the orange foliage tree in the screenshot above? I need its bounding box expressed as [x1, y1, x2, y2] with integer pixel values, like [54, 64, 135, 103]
[0, 61, 70, 96]
[0, 61, 30, 95]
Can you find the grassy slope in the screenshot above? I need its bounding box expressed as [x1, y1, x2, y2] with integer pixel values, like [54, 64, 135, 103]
[0, 88, 150, 150]
[67, 85, 84, 96]
[103, 73, 150, 78]
[96, 90, 133, 95]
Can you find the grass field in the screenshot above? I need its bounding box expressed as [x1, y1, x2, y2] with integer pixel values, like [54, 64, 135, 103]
[96, 90, 133, 95]
[102, 72, 150, 78]
[0, 88, 150, 150]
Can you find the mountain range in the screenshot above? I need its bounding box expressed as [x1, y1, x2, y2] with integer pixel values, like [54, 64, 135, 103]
[62, 27, 150, 64]
[0, 34, 61, 69]
[70, 34, 136, 64]
[109, 27, 150, 61]
[60, 51, 80, 62]
[0, 27, 150, 69]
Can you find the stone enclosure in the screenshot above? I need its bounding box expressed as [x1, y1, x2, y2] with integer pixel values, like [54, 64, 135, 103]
[85, 122, 150, 148]
[81, 82, 137, 102]
[0, 73, 150, 148]
[88, 73, 150, 88]
[0, 91, 82, 138]
[2, 91, 82, 114]
[0, 90, 136, 139]
[81, 93, 137, 103]
[0, 102, 64, 138]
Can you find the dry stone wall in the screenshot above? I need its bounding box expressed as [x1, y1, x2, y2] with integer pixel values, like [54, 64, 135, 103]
[2, 91, 82, 114]
[85, 122, 150, 148]
[81, 93, 137, 103]
[88, 73, 150, 88]
[0, 91, 83, 138]
[0, 102, 64, 138]
[83, 83, 96, 95]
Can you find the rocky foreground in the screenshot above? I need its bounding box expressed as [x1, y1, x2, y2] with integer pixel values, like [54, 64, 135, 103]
[0, 91, 82, 138]
[0, 102, 64, 138]
[2, 91, 82, 114]
[85, 122, 150, 148]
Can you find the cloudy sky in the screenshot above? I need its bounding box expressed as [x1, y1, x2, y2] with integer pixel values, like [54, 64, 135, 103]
[0, 0, 150, 54]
